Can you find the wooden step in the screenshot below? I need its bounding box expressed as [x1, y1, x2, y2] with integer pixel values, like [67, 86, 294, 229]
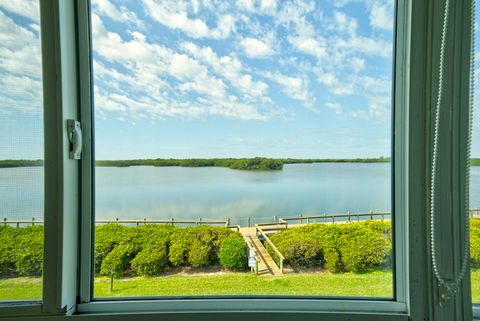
[240, 227, 282, 276]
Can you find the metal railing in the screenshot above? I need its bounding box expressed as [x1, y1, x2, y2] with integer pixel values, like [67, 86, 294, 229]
[3, 209, 479, 227]
[278, 211, 391, 226]
[1, 217, 236, 228]
[471, 207, 480, 219]
[255, 224, 285, 274]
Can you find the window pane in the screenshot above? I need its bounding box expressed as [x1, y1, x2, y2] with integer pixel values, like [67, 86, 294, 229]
[0, 1, 44, 301]
[91, 0, 394, 298]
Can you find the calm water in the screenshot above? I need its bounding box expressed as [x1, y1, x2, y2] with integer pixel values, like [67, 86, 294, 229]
[2, 163, 479, 225]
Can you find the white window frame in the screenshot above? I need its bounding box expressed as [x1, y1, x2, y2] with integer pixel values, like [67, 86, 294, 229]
[0, 0, 476, 320]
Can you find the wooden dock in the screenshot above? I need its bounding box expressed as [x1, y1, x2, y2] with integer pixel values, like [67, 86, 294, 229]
[240, 227, 282, 276]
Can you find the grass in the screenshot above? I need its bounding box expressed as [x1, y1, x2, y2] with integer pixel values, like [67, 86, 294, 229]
[1, 269, 479, 300]
[94, 270, 393, 298]
[473, 268, 480, 302]
[0, 277, 42, 300]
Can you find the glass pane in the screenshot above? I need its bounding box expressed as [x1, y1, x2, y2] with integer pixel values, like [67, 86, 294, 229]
[92, 0, 394, 298]
[471, 1, 480, 305]
[0, 1, 44, 301]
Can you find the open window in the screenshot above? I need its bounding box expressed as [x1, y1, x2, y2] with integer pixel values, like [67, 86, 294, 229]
[88, 0, 396, 300]
[0, 0, 477, 320]
[0, 0, 44, 302]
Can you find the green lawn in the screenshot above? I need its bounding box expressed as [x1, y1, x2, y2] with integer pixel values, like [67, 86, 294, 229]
[94, 270, 393, 298]
[1, 269, 479, 301]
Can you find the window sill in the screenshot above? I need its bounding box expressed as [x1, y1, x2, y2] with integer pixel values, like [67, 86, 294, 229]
[76, 299, 407, 318]
[0, 301, 42, 317]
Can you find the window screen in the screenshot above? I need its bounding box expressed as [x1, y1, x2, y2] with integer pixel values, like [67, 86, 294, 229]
[0, 1, 44, 301]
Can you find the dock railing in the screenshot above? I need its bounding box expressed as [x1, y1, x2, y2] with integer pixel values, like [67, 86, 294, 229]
[1, 217, 237, 228]
[471, 207, 480, 219]
[255, 224, 285, 274]
[3, 209, 479, 228]
[278, 211, 391, 227]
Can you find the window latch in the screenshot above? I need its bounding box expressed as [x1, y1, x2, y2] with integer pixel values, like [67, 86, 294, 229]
[67, 119, 82, 160]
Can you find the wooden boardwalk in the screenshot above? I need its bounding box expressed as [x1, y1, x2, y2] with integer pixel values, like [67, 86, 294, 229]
[240, 227, 282, 276]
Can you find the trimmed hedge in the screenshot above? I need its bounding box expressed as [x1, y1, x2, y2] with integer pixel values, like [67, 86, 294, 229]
[95, 224, 246, 275]
[219, 235, 247, 271]
[268, 221, 392, 272]
[130, 242, 168, 276]
[471, 220, 480, 267]
[0, 225, 44, 276]
[2, 220, 480, 277]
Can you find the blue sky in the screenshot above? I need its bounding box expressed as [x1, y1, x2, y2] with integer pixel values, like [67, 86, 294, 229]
[0, 0, 479, 159]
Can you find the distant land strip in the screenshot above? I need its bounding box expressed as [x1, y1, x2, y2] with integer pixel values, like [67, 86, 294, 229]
[1, 158, 479, 170]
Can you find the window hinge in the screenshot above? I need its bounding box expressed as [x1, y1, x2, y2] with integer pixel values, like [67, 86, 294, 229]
[67, 119, 82, 160]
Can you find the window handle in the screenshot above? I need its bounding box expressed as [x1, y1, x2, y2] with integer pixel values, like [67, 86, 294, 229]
[67, 119, 82, 160]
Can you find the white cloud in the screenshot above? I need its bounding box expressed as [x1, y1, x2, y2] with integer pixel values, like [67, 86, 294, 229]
[367, 95, 390, 118]
[347, 95, 391, 121]
[91, 14, 275, 121]
[180, 42, 269, 98]
[369, 2, 393, 31]
[263, 71, 314, 106]
[92, 13, 227, 100]
[331, 11, 358, 35]
[240, 37, 274, 58]
[89, 1, 394, 123]
[335, 35, 392, 58]
[0, 0, 39, 21]
[316, 72, 354, 96]
[316, 70, 391, 98]
[142, 0, 234, 39]
[325, 102, 343, 115]
[351, 57, 365, 72]
[357, 76, 391, 94]
[236, 0, 278, 15]
[275, 2, 393, 103]
[0, 10, 43, 114]
[289, 36, 327, 61]
[92, 0, 145, 29]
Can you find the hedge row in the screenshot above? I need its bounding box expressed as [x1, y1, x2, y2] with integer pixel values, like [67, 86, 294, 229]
[1, 221, 480, 276]
[472, 220, 480, 267]
[95, 224, 247, 276]
[270, 220, 480, 273]
[0, 224, 247, 277]
[270, 221, 391, 273]
[0, 225, 43, 276]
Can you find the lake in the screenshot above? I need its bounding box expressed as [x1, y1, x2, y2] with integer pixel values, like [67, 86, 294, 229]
[1, 163, 479, 225]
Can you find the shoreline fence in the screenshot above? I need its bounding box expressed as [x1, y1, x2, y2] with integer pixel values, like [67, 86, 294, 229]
[3, 208, 479, 228]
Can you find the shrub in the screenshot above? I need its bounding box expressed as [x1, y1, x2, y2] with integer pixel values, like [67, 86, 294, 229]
[323, 249, 342, 272]
[95, 224, 132, 273]
[167, 226, 243, 267]
[14, 226, 44, 275]
[100, 242, 141, 276]
[314, 224, 342, 272]
[0, 226, 18, 275]
[471, 220, 480, 267]
[188, 240, 211, 267]
[269, 229, 322, 268]
[336, 223, 391, 272]
[269, 221, 392, 273]
[168, 228, 194, 266]
[131, 243, 168, 276]
[219, 236, 247, 271]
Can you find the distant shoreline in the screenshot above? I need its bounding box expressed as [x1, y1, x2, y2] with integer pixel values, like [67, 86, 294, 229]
[1, 157, 479, 170]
